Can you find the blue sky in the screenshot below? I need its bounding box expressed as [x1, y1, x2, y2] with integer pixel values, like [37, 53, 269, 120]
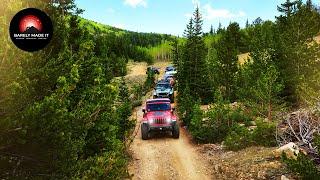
[75, 0, 318, 35]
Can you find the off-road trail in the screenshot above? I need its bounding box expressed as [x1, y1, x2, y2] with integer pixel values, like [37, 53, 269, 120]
[128, 97, 213, 180]
[126, 62, 290, 180]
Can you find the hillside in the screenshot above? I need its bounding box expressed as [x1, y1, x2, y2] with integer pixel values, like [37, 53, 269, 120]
[79, 18, 176, 47]
[77, 18, 177, 64]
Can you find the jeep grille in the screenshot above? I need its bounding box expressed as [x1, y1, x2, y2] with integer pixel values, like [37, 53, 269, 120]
[158, 93, 168, 97]
[154, 118, 166, 124]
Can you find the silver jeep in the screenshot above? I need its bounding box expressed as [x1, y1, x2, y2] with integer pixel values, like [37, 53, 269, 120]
[153, 81, 174, 103]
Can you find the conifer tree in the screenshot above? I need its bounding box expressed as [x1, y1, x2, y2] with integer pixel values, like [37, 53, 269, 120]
[176, 6, 213, 125]
[214, 22, 241, 101]
[275, 0, 320, 104]
[217, 22, 223, 34]
[184, 18, 194, 38]
[181, 7, 211, 102]
[210, 25, 214, 35]
[277, 0, 297, 17]
[306, 0, 313, 9]
[245, 19, 250, 28]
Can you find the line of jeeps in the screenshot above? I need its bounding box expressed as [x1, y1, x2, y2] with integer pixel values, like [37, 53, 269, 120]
[141, 65, 179, 140]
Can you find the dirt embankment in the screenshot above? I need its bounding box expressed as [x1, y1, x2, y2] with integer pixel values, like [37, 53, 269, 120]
[125, 61, 171, 88]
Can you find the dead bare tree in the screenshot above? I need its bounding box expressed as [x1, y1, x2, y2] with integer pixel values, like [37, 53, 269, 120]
[276, 109, 320, 155]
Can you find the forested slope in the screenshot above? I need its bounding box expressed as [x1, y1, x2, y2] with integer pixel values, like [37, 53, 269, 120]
[0, 0, 172, 178]
[79, 18, 175, 64]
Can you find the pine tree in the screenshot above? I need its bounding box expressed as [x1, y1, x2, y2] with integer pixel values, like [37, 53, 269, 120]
[306, 0, 313, 9]
[180, 18, 194, 92]
[178, 6, 212, 108]
[217, 22, 223, 34]
[275, 1, 320, 104]
[193, 7, 203, 37]
[184, 18, 194, 38]
[253, 17, 263, 25]
[238, 49, 284, 121]
[210, 25, 214, 35]
[277, 0, 297, 16]
[191, 6, 212, 102]
[171, 38, 180, 67]
[214, 23, 241, 101]
[245, 19, 250, 28]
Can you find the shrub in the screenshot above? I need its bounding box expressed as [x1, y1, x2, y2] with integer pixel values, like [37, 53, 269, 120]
[251, 120, 277, 147]
[224, 125, 251, 151]
[189, 91, 253, 143]
[205, 103, 234, 143]
[282, 153, 320, 180]
[190, 104, 236, 143]
[143, 70, 155, 93]
[189, 103, 206, 142]
[229, 107, 253, 124]
[177, 85, 196, 126]
[280, 133, 320, 180]
[224, 119, 277, 150]
[75, 150, 129, 179]
[131, 85, 143, 102]
[132, 99, 143, 108]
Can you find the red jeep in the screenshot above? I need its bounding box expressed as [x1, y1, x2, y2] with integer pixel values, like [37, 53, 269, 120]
[141, 98, 179, 140]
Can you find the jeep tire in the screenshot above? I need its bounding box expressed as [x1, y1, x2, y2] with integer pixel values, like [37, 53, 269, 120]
[172, 123, 179, 139]
[169, 94, 174, 103]
[141, 123, 149, 140]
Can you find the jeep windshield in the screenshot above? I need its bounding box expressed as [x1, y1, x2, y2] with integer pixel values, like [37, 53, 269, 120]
[147, 103, 171, 111]
[156, 83, 170, 89]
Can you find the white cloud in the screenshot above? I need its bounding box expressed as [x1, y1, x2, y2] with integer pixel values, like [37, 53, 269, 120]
[239, 11, 246, 17]
[124, 0, 147, 8]
[203, 4, 246, 20]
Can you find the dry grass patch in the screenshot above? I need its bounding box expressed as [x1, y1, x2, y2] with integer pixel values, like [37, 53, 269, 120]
[238, 52, 251, 65]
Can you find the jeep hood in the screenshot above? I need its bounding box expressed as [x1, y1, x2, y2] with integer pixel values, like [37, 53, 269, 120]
[145, 111, 172, 119]
[155, 88, 171, 93]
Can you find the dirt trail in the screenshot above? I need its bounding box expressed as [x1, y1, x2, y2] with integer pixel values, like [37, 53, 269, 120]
[126, 61, 293, 180]
[128, 96, 213, 180]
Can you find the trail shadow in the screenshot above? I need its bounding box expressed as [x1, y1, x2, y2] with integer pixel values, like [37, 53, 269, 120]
[149, 131, 173, 140]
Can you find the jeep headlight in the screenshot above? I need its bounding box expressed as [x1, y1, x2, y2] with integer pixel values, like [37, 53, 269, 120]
[166, 118, 171, 123]
[149, 118, 154, 124]
[153, 91, 156, 96]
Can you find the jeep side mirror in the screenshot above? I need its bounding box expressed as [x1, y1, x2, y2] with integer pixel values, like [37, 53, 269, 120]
[142, 109, 146, 113]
